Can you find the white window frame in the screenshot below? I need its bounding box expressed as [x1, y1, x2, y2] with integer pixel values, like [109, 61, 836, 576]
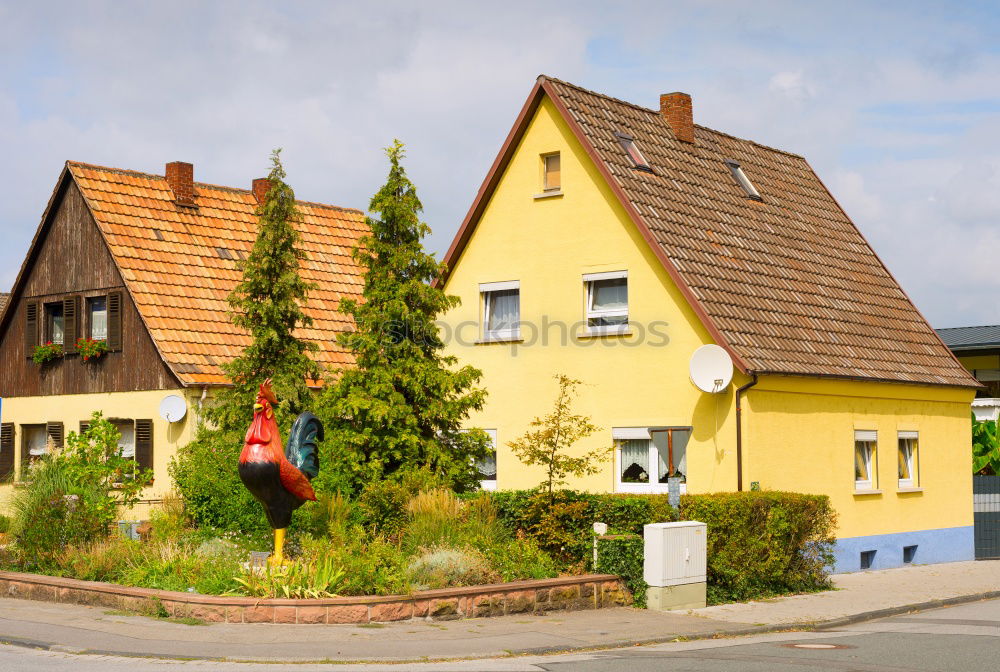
[897, 431, 918, 488]
[854, 430, 876, 491]
[584, 271, 628, 335]
[612, 426, 688, 495]
[480, 281, 520, 341]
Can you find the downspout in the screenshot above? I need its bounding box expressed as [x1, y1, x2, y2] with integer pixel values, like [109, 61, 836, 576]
[197, 386, 207, 427]
[735, 374, 758, 492]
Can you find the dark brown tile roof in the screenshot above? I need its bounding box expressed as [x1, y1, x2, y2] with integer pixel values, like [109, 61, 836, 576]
[447, 77, 978, 388]
[67, 162, 366, 385]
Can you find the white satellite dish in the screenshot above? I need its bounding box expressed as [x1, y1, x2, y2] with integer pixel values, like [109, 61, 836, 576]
[689, 345, 734, 393]
[159, 395, 187, 423]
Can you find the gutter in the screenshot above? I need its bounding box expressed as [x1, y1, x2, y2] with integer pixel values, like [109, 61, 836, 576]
[735, 374, 758, 492]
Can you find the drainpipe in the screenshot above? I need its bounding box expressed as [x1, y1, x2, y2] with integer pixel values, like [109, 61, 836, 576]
[197, 386, 207, 426]
[735, 374, 758, 492]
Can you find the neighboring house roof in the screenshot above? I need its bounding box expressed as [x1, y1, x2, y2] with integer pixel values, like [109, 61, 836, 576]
[444, 76, 978, 388]
[936, 325, 1000, 351]
[8, 161, 366, 386]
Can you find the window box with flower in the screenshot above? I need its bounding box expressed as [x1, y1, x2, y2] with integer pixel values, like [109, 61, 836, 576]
[32, 342, 63, 365]
[76, 337, 109, 362]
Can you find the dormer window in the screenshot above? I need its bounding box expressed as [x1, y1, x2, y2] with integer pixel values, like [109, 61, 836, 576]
[725, 159, 762, 201]
[615, 132, 652, 172]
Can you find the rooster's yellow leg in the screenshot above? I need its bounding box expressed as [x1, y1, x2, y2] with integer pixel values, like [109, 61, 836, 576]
[268, 528, 288, 566]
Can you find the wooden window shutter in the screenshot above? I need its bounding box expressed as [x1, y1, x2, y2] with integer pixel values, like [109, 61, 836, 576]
[46, 421, 64, 450]
[107, 291, 123, 351]
[79, 421, 90, 434]
[0, 423, 14, 480]
[25, 301, 39, 357]
[135, 419, 153, 472]
[63, 295, 80, 353]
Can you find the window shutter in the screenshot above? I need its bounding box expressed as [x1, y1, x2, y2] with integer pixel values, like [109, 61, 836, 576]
[46, 421, 64, 450]
[135, 419, 153, 472]
[79, 421, 90, 434]
[107, 291, 122, 351]
[63, 295, 80, 353]
[25, 301, 39, 357]
[0, 423, 13, 480]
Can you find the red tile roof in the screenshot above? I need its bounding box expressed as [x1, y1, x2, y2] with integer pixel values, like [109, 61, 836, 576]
[445, 77, 978, 388]
[68, 162, 366, 385]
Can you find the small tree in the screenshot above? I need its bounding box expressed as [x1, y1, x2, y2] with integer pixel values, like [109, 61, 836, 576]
[509, 375, 611, 500]
[316, 140, 491, 492]
[207, 149, 320, 432]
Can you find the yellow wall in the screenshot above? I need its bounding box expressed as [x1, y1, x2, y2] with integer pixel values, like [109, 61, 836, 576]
[441, 93, 976, 542]
[743, 376, 973, 538]
[0, 388, 207, 519]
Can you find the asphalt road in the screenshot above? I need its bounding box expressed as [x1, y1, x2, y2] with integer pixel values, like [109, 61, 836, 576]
[1, 598, 998, 672]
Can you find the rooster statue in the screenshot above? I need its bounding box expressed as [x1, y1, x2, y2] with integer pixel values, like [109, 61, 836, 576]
[239, 379, 323, 565]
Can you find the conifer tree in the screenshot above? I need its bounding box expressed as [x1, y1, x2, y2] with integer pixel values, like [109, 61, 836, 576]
[207, 149, 320, 432]
[317, 140, 491, 491]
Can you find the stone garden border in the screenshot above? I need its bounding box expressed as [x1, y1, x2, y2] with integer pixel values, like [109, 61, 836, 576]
[0, 570, 627, 624]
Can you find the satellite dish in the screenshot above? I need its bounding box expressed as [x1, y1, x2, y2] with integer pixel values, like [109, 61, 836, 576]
[159, 395, 187, 423]
[689, 345, 734, 393]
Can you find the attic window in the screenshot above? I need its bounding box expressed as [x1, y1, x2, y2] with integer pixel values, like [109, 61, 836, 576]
[725, 160, 762, 201]
[615, 132, 652, 172]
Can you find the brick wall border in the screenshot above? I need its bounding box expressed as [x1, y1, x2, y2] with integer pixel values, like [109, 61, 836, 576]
[0, 570, 627, 624]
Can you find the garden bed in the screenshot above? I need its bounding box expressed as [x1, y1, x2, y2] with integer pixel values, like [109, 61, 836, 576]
[0, 570, 626, 624]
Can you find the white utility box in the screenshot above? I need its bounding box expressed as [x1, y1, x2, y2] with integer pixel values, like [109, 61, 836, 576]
[643, 521, 707, 587]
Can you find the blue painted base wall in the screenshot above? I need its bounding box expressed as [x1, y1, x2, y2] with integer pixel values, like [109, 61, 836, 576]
[832, 526, 974, 573]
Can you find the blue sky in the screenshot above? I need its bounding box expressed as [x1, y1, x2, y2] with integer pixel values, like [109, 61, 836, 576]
[1, 0, 999, 327]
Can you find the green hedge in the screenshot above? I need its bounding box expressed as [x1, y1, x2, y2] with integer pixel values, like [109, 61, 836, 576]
[680, 491, 836, 604]
[480, 489, 835, 605]
[595, 534, 646, 607]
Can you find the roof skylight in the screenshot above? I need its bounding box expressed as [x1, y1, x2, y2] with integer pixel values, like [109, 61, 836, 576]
[615, 132, 652, 172]
[725, 159, 762, 201]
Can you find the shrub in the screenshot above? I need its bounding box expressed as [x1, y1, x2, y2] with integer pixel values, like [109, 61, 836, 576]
[170, 428, 269, 534]
[407, 547, 498, 590]
[9, 457, 112, 568]
[479, 534, 557, 582]
[333, 537, 410, 596]
[149, 493, 188, 544]
[0, 514, 11, 534]
[231, 555, 345, 598]
[404, 489, 465, 553]
[356, 480, 409, 537]
[595, 534, 645, 607]
[680, 491, 835, 604]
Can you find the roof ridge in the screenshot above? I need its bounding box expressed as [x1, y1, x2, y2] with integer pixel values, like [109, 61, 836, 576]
[539, 75, 805, 160]
[66, 160, 363, 214]
[936, 324, 1000, 331]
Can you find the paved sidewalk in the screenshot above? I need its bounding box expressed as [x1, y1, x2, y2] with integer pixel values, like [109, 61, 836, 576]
[0, 560, 997, 663]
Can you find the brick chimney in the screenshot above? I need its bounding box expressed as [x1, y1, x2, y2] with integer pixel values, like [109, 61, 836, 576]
[660, 92, 694, 144]
[251, 177, 271, 205]
[165, 161, 195, 206]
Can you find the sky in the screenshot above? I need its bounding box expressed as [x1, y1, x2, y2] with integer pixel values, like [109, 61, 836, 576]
[1, 0, 999, 328]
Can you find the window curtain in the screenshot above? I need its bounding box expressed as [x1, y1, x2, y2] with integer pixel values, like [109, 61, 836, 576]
[476, 452, 497, 480]
[619, 439, 649, 483]
[117, 422, 136, 459]
[854, 442, 872, 481]
[90, 297, 108, 340]
[898, 439, 913, 480]
[487, 290, 519, 331]
[591, 279, 627, 311]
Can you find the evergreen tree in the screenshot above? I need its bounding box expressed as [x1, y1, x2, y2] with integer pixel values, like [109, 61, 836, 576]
[207, 149, 320, 432]
[317, 140, 490, 491]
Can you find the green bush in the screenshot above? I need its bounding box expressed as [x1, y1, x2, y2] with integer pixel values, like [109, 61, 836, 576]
[595, 535, 645, 607]
[170, 428, 269, 534]
[356, 480, 410, 537]
[9, 457, 111, 569]
[0, 514, 11, 534]
[680, 491, 835, 604]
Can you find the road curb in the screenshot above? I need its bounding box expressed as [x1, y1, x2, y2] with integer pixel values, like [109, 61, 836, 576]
[2, 590, 999, 664]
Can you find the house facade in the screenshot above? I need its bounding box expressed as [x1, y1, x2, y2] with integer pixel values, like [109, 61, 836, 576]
[440, 76, 980, 572]
[0, 161, 365, 517]
[937, 325, 1000, 422]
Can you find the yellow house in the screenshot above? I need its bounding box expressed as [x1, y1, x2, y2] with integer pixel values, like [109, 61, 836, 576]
[0, 160, 365, 518]
[440, 76, 981, 572]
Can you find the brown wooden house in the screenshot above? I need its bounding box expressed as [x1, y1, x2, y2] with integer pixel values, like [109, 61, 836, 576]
[0, 160, 366, 515]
